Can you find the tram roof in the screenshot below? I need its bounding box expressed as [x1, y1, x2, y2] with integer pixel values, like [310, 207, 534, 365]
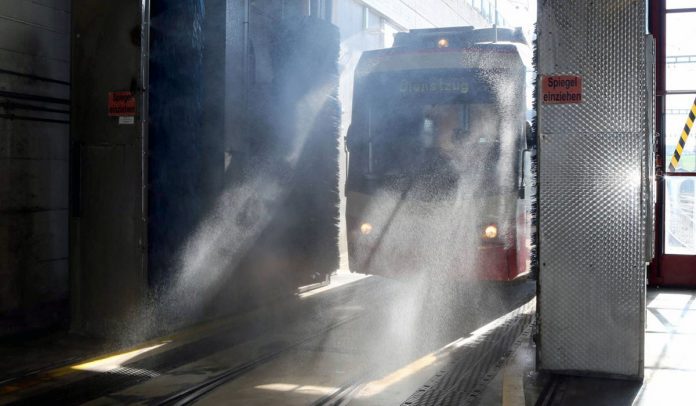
[355, 42, 530, 78]
[354, 27, 531, 78]
[393, 26, 528, 49]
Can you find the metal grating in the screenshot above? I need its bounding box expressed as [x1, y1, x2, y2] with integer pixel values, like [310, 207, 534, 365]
[402, 300, 535, 406]
[537, 0, 648, 378]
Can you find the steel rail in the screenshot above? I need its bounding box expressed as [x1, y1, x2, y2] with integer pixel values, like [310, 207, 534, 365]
[535, 374, 562, 406]
[156, 314, 365, 406]
[311, 381, 367, 406]
[2, 276, 382, 406]
[0, 356, 84, 387]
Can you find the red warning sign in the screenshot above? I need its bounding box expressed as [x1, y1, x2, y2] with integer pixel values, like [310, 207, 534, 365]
[108, 91, 136, 116]
[541, 75, 582, 104]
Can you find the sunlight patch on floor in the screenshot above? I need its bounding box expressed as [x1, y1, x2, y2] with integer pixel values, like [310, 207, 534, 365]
[71, 342, 170, 373]
[255, 383, 339, 396]
[299, 273, 371, 299]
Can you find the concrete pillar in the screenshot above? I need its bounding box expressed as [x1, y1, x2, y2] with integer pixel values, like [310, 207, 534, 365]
[70, 0, 147, 336]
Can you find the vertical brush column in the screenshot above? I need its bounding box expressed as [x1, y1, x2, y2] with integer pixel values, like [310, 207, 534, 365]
[148, 0, 207, 289]
[536, 0, 649, 378]
[266, 16, 341, 286]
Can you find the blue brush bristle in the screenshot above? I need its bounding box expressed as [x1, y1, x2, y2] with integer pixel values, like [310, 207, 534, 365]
[529, 23, 539, 280]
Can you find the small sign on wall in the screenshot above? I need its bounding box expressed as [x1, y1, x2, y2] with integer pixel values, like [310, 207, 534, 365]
[118, 116, 135, 125]
[541, 75, 582, 104]
[108, 91, 136, 124]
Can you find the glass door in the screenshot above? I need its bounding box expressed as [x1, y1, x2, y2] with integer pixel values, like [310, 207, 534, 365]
[652, 1, 696, 286]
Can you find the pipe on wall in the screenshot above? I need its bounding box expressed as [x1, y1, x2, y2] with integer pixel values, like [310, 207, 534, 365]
[141, 0, 151, 290]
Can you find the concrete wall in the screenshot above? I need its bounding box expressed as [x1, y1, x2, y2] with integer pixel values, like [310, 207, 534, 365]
[0, 1, 71, 336]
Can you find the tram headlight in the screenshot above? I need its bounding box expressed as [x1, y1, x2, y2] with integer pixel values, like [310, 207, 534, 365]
[437, 38, 449, 48]
[484, 224, 498, 239]
[360, 223, 373, 235]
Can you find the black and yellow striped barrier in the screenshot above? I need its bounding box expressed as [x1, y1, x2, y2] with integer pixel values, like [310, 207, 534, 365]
[668, 96, 696, 171]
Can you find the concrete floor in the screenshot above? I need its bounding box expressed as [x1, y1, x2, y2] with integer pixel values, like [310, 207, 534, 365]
[86, 275, 535, 405]
[475, 288, 696, 406]
[8, 280, 694, 405]
[635, 288, 696, 405]
[0, 273, 535, 405]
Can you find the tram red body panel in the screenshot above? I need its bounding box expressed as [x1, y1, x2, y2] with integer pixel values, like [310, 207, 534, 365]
[478, 233, 529, 281]
[347, 212, 531, 282]
[477, 245, 513, 281]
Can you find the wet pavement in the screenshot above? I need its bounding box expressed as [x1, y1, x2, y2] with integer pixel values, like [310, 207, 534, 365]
[0, 273, 535, 405]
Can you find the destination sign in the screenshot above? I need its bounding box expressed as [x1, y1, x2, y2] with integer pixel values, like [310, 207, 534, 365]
[400, 78, 469, 95]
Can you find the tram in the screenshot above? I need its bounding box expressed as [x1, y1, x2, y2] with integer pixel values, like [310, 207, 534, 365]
[345, 27, 534, 281]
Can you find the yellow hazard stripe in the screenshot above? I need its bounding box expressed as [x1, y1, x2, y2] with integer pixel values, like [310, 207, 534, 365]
[668, 97, 696, 171]
[671, 156, 680, 168]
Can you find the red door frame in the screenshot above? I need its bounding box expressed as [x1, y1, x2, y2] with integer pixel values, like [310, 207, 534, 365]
[648, 1, 696, 287]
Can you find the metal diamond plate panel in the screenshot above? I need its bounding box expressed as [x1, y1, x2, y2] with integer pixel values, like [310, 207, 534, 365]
[538, 0, 647, 134]
[538, 0, 649, 378]
[539, 132, 644, 375]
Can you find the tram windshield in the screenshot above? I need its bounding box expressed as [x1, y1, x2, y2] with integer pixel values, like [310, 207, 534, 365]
[368, 102, 500, 174]
[362, 99, 507, 196]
